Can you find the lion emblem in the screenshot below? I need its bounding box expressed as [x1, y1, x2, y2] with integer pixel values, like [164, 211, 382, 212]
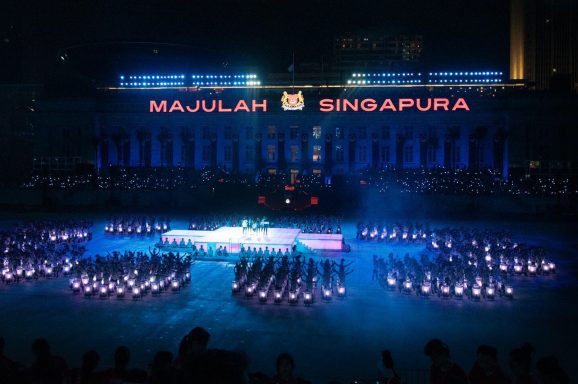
[281, 91, 304, 111]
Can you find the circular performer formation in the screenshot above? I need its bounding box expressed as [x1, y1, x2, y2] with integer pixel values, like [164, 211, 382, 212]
[364, 222, 556, 302]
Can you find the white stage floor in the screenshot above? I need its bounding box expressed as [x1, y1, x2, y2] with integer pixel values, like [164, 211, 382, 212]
[161, 226, 343, 253]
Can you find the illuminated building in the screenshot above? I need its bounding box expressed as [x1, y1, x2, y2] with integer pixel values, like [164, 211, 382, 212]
[26, 66, 578, 179]
[81, 70, 515, 178]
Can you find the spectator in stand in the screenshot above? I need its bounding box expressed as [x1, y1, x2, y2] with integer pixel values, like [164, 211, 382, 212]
[423, 339, 468, 384]
[69, 350, 101, 384]
[535, 356, 569, 384]
[27, 338, 69, 384]
[100, 345, 146, 383]
[148, 351, 175, 384]
[377, 350, 401, 384]
[176, 326, 210, 364]
[174, 326, 211, 382]
[509, 344, 537, 384]
[269, 353, 310, 384]
[0, 337, 23, 383]
[468, 345, 511, 384]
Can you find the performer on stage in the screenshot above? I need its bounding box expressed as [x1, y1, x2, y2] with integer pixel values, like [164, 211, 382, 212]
[261, 216, 269, 236]
[242, 218, 248, 235]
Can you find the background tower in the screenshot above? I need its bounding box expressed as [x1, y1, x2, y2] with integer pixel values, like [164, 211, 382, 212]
[510, 0, 525, 80]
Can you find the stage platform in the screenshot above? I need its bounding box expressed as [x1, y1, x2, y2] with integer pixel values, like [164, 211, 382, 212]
[160, 227, 343, 253]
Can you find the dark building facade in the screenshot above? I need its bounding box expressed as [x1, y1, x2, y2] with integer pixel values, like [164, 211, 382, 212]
[23, 69, 578, 181]
[91, 85, 510, 178]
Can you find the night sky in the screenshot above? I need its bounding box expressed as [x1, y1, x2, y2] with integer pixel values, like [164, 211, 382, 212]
[1, 0, 510, 82]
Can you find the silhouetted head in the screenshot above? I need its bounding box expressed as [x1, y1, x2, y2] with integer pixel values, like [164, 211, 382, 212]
[424, 339, 450, 367]
[31, 338, 51, 360]
[509, 343, 533, 376]
[114, 346, 130, 370]
[536, 356, 569, 384]
[276, 353, 295, 379]
[381, 350, 395, 369]
[188, 327, 210, 352]
[476, 345, 498, 374]
[82, 350, 100, 373]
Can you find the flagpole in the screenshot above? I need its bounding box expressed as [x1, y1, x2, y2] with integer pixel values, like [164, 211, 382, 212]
[292, 51, 295, 89]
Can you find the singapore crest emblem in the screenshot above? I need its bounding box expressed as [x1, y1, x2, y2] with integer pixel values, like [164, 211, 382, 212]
[281, 91, 304, 111]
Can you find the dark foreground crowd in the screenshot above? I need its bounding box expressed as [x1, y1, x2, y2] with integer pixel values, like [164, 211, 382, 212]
[0, 330, 568, 384]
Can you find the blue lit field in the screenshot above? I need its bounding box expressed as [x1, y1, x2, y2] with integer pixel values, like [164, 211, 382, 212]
[0, 216, 577, 383]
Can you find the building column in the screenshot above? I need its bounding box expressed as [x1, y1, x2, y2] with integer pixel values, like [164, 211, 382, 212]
[232, 135, 239, 173]
[301, 133, 309, 172]
[348, 133, 356, 173]
[278, 133, 286, 172]
[325, 134, 333, 174]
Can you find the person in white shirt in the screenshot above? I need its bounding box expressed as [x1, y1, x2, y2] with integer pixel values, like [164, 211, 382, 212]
[242, 218, 248, 235]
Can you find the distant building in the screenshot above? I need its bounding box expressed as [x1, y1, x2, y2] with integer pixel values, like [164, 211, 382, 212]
[510, 0, 578, 90]
[333, 35, 423, 74]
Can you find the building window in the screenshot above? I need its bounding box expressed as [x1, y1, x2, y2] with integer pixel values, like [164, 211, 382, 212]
[224, 126, 232, 140]
[427, 146, 437, 163]
[404, 126, 413, 139]
[290, 126, 299, 140]
[267, 125, 276, 140]
[224, 145, 232, 162]
[358, 126, 367, 140]
[336, 145, 344, 162]
[267, 145, 276, 161]
[245, 145, 254, 161]
[245, 127, 253, 140]
[359, 145, 367, 161]
[381, 146, 390, 163]
[312, 126, 322, 139]
[335, 127, 342, 139]
[202, 145, 211, 162]
[381, 126, 390, 140]
[290, 145, 299, 161]
[404, 145, 414, 163]
[202, 126, 211, 140]
[313, 145, 322, 161]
